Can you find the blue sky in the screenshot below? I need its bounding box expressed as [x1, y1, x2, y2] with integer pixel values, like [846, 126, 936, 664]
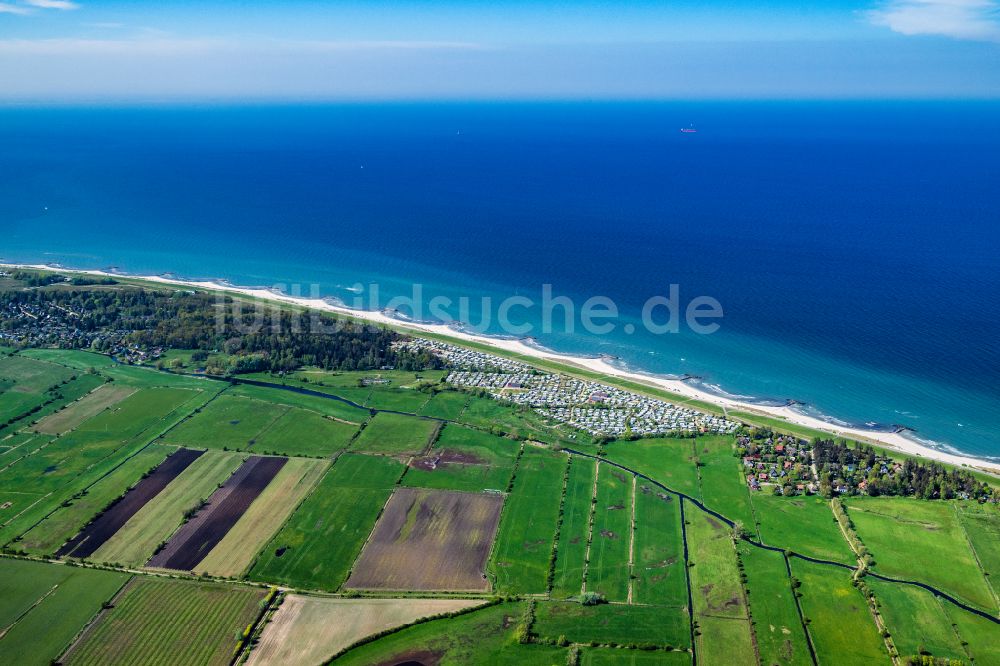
[0, 0, 998, 100]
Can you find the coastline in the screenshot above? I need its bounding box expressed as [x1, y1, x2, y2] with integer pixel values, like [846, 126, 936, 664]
[6, 261, 1000, 476]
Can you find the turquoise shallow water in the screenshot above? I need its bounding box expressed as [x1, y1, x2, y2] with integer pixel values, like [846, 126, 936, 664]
[2, 102, 999, 458]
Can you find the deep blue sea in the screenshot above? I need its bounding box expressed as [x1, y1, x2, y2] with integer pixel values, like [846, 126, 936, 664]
[2, 102, 998, 458]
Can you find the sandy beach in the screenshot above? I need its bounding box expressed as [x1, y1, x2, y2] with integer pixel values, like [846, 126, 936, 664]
[6, 262, 999, 476]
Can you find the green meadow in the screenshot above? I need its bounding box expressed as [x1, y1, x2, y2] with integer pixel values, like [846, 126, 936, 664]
[737, 542, 812, 666]
[249, 408, 359, 457]
[551, 456, 597, 599]
[0, 355, 75, 423]
[350, 411, 440, 456]
[0, 558, 129, 666]
[751, 494, 855, 564]
[226, 381, 371, 423]
[792, 559, 888, 665]
[533, 601, 690, 649]
[631, 483, 687, 606]
[954, 502, 1000, 602]
[363, 387, 432, 413]
[695, 435, 757, 533]
[417, 389, 470, 420]
[16, 444, 173, 556]
[586, 463, 633, 602]
[401, 424, 518, 492]
[490, 447, 566, 594]
[333, 601, 566, 666]
[603, 438, 701, 500]
[869, 578, 967, 662]
[248, 453, 403, 591]
[1, 387, 205, 542]
[686, 506, 747, 620]
[846, 497, 996, 611]
[162, 393, 288, 450]
[694, 614, 756, 666]
[940, 593, 1000, 664]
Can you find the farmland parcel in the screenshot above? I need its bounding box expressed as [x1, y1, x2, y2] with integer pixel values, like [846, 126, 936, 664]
[346, 487, 504, 591]
[247, 596, 483, 666]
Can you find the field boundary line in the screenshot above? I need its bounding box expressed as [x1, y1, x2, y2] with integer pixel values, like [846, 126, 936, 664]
[241, 400, 293, 453]
[678, 497, 697, 665]
[730, 531, 761, 665]
[626, 473, 636, 605]
[580, 458, 600, 595]
[231, 587, 279, 666]
[153, 383, 229, 443]
[951, 503, 1000, 614]
[546, 454, 573, 597]
[830, 499, 866, 576]
[484, 441, 525, 592]
[933, 593, 976, 663]
[782, 551, 819, 666]
[564, 447, 1000, 629]
[337, 466, 407, 592]
[0, 582, 59, 639]
[3, 387, 210, 541]
[57, 573, 136, 664]
[235, 458, 331, 580]
[864, 580, 899, 665]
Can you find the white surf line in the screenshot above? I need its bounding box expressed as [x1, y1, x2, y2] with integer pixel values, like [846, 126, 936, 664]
[7, 262, 1000, 475]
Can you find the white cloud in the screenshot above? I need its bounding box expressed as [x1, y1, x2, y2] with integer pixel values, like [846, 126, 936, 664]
[0, 2, 31, 14]
[868, 0, 1000, 40]
[24, 0, 79, 8]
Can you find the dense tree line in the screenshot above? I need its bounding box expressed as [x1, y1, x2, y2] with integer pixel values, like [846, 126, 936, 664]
[0, 283, 443, 374]
[813, 438, 997, 501]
